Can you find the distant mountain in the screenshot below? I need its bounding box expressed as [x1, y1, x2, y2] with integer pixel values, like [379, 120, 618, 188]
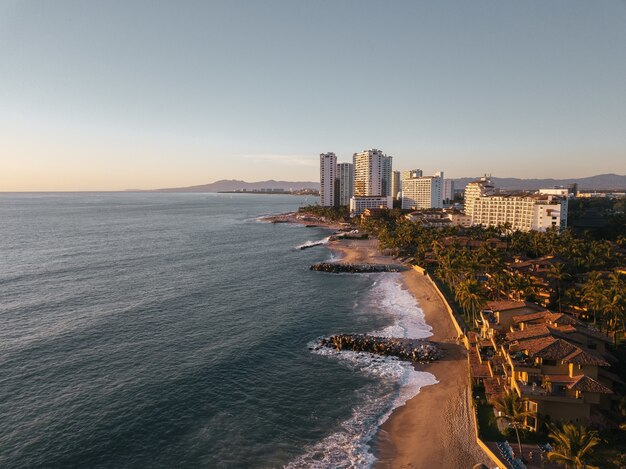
[452, 173, 626, 191]
[155, 179, 319, 192]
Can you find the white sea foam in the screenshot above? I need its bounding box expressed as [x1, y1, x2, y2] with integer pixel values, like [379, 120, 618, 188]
[289, 273, 438, 468]
[295, 236, 331, 250]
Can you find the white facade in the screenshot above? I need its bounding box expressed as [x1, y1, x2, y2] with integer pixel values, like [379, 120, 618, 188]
[391, 171, 401, 200]
[319, 152, 337, 206]
[349, 196, 393, 216]
[539, 188, 569, 197]
[471, 195, 568, 232]
[447, 211, 473, 227]
[353, 149, 392, 197]
[401, 174, 444, 210]
[337, 162, 354, 206]
[464, 176, 495, 218]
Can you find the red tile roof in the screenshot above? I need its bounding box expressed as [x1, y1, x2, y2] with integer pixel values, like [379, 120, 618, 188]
[486, 300, 542, 313]
[568, 375, 613, 394]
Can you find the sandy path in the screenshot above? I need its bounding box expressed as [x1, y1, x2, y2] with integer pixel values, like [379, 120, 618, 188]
[328, 237, 490, 468]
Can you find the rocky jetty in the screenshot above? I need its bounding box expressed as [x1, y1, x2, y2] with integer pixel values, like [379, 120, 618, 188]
[310, 263, 408, 273]
[314, 334, 441, 363]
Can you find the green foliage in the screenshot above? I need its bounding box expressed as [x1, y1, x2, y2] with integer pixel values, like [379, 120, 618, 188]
[297, 205, 349, 221]
[360, 213, 625, 340]
[546, 423, 602, 469]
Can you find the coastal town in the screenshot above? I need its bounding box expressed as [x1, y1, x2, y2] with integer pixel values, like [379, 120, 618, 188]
[286, 149, 626, 468]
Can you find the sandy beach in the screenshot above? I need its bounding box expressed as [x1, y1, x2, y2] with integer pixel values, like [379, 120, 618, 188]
[329, 237, 491, 469]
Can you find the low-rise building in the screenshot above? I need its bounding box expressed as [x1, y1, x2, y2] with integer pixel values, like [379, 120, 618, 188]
[349, 195, 393, 217]
[473, 301, 616, 431]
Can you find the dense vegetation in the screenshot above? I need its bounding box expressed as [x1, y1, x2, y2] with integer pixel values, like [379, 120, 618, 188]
[297, 205, 349, 221]
[359, 211, 625, 345]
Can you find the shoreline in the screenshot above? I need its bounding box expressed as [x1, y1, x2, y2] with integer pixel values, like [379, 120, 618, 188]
[327, 237, 490, 468]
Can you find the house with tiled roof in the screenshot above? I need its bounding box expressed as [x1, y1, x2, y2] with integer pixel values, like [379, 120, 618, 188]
[473, 300, 616, 431]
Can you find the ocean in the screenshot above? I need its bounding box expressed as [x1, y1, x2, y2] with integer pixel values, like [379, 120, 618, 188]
[0, 193, 436, 468]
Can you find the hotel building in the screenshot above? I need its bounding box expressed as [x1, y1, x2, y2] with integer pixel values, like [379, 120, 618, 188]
[353, 149, 393, 197]
[336, 162, 354, 207]
[471, 194, 568, 232]
[464, 176, 496, 218]
[319, 152, 337, 207]
[401, 172, 444, 210]
[349, 195, 393, 217]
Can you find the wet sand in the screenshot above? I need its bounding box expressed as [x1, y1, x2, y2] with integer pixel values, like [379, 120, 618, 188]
[329, 238, 491, 469]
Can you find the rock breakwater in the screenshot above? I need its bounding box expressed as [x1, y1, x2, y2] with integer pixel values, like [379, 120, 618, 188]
[313, 334, 441, 363]
[310, 263, 408, 273]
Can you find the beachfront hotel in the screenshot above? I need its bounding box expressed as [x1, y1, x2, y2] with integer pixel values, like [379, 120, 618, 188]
[319, 152, 337, 207]
[337, 162, 354, 207]
[464, 176, 496, 218]
[349, 195, 393, 216]
[470, 193, 568, 232]
[401, 172, 444, 210]
[353, 149, 393, 197]
[464, 177, 568, 232]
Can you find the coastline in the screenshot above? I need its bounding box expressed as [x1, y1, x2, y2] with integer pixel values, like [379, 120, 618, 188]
[327, 236, 490, 468]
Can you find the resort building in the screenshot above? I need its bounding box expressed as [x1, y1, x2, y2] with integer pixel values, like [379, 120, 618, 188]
[350, 195, 393, 217]
[353, 149, 393, 197]
[401, 172, 444, 210]
[319, 152, 337, 207]
[473, 300, 616, 432]
[471, 193, 568, 232]
[391, 170, 401, 200]
[464, 176, 496, 218]
[336, 162, 354, 207]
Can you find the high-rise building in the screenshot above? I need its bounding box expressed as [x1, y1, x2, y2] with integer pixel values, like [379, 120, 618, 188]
[401, 169, 422, 181]
[353, 149, 392, 197]
[401, 172, 444, 210]
[391, 171, 401, 200]
[336, 162, 354, 206]
[464, 176, 495, 218]
[443, 179, 455, 203]
[319, 152, 337, 207]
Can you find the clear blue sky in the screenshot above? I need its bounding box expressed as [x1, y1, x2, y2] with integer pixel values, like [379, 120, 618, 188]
[1, 0, 625, 190]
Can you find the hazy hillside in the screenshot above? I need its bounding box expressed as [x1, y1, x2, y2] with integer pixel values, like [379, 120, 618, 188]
[452, 173, 626, 191]
[156, 179, 319, 192]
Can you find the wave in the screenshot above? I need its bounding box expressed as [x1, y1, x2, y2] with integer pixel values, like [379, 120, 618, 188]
[295, 236, 331, 250]
[289, 274, 437, 468]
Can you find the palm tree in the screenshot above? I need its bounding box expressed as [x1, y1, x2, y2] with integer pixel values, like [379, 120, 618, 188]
[546, 423, 602, 469]
[490, 390, 532, 458]
[454, 278, 487, 326]
[581, 272, 606, 325]
[549, 263, 571, 313]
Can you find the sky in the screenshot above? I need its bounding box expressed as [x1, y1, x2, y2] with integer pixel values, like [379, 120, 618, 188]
[1, 0, 626, 191]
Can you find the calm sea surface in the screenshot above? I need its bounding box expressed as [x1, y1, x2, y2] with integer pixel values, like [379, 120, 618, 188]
[0, 193, 435, 468]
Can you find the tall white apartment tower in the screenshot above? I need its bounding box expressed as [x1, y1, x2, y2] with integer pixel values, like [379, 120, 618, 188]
[320, 152, 337, 206]
[353, 149, 393, 197]
[337, 162, 354, 206]
[401, 171, 444, 210]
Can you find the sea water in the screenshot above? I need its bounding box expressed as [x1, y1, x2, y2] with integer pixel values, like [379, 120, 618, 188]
[0, 193, 435, 468]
